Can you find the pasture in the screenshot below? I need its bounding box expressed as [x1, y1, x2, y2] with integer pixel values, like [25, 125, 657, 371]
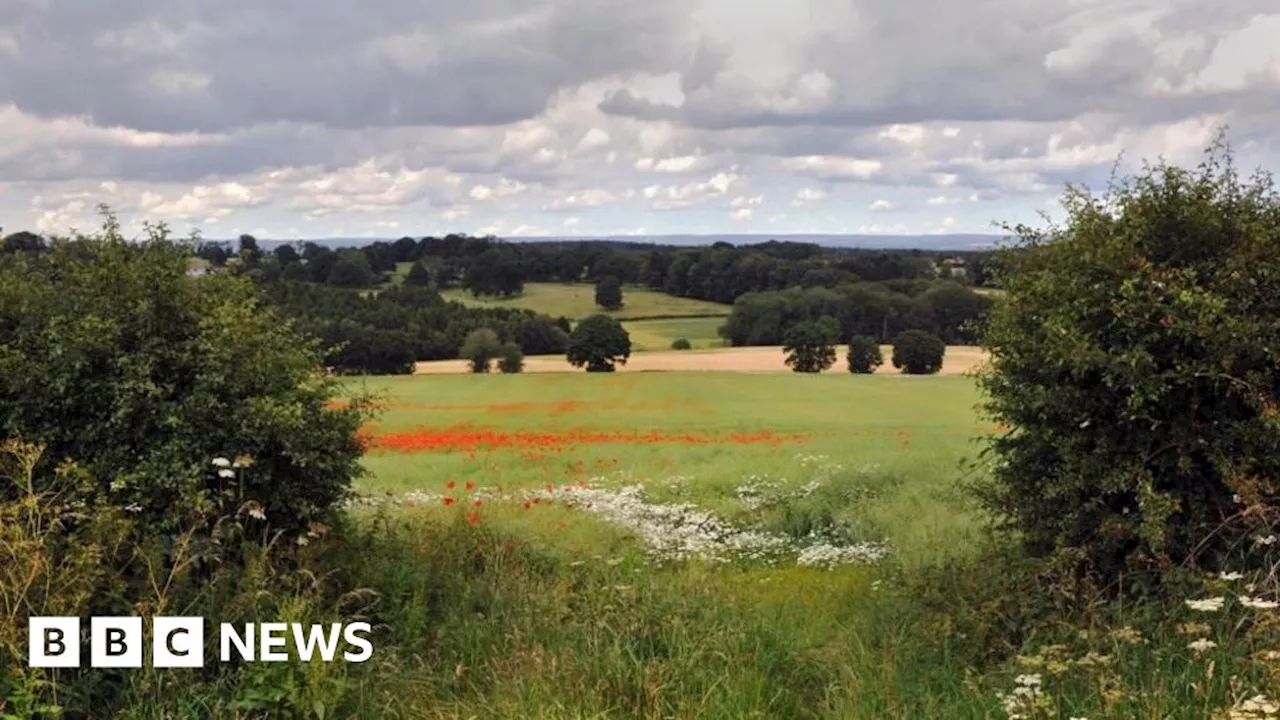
[439, 281, 732, 321]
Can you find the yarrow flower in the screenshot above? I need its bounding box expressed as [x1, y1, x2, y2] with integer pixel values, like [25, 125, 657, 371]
[1221, 571, 1245, 581]
[218, 468, 235, 479]
[212, 457, 231, 468]
[1186, 596, 1226, 612]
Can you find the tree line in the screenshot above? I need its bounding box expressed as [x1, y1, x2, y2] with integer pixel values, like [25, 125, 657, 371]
[2, 227, 998, 373]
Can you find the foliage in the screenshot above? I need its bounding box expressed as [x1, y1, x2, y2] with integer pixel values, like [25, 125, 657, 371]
[325, 251, 376, 288]
[976, 135, 1280, 584]
[721, 281, 990, 347]
[0, 209, 373, 535]
[566, 314, 632, 372]
[594, 274, 624, 310]
[403, 260, 433, 287]
[892, 330, 946, 375]
[782, 317, 839, 373]
[262, 282, 569, 373]
[461, 328, 502, 373]
[847, 335, 883, 374]
[671, 338, 693, 350]
[498, 341, 525, 373]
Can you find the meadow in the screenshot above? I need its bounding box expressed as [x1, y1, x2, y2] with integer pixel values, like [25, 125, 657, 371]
[439, 282, 732, 321]
[326, 372, 999, 717]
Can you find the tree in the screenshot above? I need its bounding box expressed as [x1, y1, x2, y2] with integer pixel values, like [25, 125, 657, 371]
[595, 274, 623, 310]
[498, 341, 524, 374]
[977, 135, 1280, 583]
[566, 314, 631, 372]
[0, 209, 371, 535]
[846, 335, 883, 374]
[671, 338, 692, 350]
[891, 330, 945, 374]
[783, 317, 839, 373]
[460, 328, 501, 373]
[404, 260, 433, 287]
[326, 252, 375, 288]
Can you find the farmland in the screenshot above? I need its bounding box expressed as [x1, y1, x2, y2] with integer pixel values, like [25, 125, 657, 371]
[342, 371, 992, 716]
[413, 344, 988, 374]
[440, 281, 732, 321]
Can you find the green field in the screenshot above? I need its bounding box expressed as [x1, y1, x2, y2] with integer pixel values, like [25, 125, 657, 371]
[333, 372, 1005, 716]
[439, 282, 731, 321]
[620, 316, 729, 351]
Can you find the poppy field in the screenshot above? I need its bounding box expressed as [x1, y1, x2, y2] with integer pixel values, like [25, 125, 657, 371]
[329, 371, 1007, 717]
[351, 372, 987, 568]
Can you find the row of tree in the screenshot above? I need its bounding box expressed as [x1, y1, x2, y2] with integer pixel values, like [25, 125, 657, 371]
[720, 280, 992, 347]
[182, 233, 997, 301]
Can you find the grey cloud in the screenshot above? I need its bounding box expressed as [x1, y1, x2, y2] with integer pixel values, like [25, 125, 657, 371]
[0, 0, 692, 133]
[602, 0, 1280, 134]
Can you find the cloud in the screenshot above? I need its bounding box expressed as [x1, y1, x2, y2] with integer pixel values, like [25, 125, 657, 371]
[1, 0, 1278, 237]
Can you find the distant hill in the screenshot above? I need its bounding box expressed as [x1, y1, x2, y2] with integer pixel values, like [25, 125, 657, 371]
[234, 233, 1009, 251]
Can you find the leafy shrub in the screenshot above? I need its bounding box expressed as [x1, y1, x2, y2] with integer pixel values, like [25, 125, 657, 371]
[460, 327, 501, 373]
[671, 338, 693, 350]
[846, 335, 883, 374]
[976, 135, 1280, 583]
[891, 330, 945, 374]
[498, 341, 525, 373]
[566, 314, 631, 372]
[782, 317, 839, 373]
[0, 211, 372, 535]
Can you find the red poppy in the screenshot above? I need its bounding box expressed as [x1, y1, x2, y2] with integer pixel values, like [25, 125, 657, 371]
[445, 481, 456, 490]
[473, 499, 483, 507]
[442, 496, 455, 506]
[533, 497, 542, 505]
[523, 501, 532, 510]
[465, 481, 476, 491]
[467, 512, 479, 525]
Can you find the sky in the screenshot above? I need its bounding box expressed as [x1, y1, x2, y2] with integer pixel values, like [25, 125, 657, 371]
[1, 0, 1278, 240]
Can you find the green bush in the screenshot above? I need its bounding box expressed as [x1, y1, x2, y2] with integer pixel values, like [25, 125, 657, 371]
[566, 314, 631, 372]
[461, 327, 501, 373]
[846, 335, 883, 374]
[498, 341, 525, 373]
[671, 338, 693, 350]
[976, 135, 1280, 583]
[891, 330, 945, 375]
[782, 317, 839, 373]
[0, 210, 373, 535]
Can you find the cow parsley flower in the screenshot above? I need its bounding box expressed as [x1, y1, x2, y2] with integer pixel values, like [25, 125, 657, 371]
[1188, 638, 1217, 654]
[1186, 596, 1226, 612]
[1240, 596, 1280, 610]
[212, 457, 231, 468]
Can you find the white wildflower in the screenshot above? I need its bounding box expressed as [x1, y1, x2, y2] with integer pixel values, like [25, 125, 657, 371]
[1240, 596, 1280, 610]
[218, 468, 235, 479]
[1255, 535, 1277, 546]
[1186, 596, 1226, 612]
[1188, 638, 1217, 654]
[212, 457, 231, 468]
[1221, 571, 1245, 581]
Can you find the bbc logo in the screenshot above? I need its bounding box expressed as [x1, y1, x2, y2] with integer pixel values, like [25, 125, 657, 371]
[29, 617, 373, 668]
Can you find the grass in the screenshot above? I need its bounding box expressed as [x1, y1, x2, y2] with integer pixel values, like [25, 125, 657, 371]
[439, 282, 732, 321]
[619, 317, 729, 351]
[322, 372, 1280, 718]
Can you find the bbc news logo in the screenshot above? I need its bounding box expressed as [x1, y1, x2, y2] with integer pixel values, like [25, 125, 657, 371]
[28, 617, 372, 668]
